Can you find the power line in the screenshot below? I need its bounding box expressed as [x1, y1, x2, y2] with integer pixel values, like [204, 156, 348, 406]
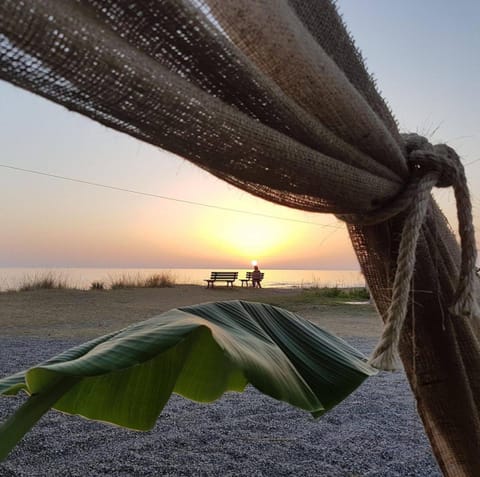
[465, 157, 480, 167]
[317, 226, 341, 247]
[0, 163, 343, 229]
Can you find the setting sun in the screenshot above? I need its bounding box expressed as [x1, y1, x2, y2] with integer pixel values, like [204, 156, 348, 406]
[192, 210, 303, 265]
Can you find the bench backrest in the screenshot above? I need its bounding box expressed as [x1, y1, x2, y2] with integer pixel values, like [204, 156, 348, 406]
[246, 272, 264, 280]
[210, 271, 238, 279]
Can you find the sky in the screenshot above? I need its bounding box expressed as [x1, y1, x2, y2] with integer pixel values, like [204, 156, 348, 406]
[0, 1, 478, 270]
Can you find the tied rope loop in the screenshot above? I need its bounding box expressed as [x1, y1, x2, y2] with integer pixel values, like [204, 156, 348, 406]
[345, 133, 478, 371]
[407, 139, 479, 322]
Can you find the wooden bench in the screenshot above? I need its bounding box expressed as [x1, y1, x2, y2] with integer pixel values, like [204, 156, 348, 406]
[240, 271, 264, 287]
[204, 271, 238, 288]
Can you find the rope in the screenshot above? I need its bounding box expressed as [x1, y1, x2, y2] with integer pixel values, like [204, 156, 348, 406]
[344, 134, 479, 370]
[369, 172, 437, 370]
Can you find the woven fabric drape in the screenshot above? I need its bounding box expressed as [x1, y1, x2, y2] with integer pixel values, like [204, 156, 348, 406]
[0, 1, 478, 474]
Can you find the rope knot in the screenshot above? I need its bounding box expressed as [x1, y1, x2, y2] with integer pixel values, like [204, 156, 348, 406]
[366, 133, 479, 371]
[406, 135, 461, 188]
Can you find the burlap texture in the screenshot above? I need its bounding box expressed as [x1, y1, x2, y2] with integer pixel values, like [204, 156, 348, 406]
[0, 1, 478, 474]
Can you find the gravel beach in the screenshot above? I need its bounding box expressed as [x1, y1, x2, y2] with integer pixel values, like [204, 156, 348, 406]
[0, 336, 440, 477]
[0, 288, 441, 476]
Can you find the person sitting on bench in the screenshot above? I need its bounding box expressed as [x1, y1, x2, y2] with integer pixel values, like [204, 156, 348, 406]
[251, 265, 262, 288]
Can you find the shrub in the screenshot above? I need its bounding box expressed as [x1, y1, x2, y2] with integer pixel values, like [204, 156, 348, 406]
[144, 273, 175, 288]
[315, 286, 342, 298]
[109, 275, 138, 289]
[347, 287, 370, 300]
[18, 272, 71, 291]
[90, 281, 105, 290]
[288, 285, 370, 306]
[109, 273, 175, 289]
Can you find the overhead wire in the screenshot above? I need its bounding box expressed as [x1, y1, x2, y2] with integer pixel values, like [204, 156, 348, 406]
[465, 157, 480, 167]
[0, 163, 343, 229]
[3, 156, 476, 231]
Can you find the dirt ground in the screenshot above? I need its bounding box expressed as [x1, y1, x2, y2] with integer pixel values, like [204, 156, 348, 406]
[0, 285, 382, 339]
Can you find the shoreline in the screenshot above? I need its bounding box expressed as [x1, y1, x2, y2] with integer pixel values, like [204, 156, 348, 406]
[0, 268, 366, 292]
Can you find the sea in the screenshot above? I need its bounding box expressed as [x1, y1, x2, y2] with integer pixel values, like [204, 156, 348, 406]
[0, 267, 365, 291]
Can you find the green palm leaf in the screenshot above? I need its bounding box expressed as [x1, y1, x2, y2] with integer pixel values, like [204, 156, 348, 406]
[0, 300, 376, 460]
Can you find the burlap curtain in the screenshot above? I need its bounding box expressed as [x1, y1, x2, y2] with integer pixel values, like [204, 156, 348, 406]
[0, 1, 478, 474]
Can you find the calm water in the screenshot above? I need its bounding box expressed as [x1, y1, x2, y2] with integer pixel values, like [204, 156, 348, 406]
[0, 267, 365, 291]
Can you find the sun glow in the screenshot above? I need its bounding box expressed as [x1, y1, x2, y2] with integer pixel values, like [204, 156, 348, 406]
[193, 212, 300, 265]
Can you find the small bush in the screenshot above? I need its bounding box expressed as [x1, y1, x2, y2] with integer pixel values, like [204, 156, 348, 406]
[90, 281, 105, 290]
[18, 272, 71, 291]
[315, 286, 343, 298]
[109, 274, 138, 289]
[144, 273, 175, 288]
[347, 287, 370, 300]
[293, 286, 370, 305]
[109, 273, 175, 289]
[313, 286, 370, 299]
[268, 285, 371, 311]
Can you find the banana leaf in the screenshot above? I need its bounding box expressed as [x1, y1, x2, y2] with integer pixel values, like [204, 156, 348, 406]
[0, 300, 376, 460]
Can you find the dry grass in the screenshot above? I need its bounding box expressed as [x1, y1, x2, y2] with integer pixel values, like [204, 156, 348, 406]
[17, 272, 73, 291]
[109, 272, 176, 289]
[90, 281, 105, 290]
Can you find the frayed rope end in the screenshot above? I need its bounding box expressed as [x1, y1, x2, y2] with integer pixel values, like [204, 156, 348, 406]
[449, 294, 480, 320]
[368, 347, 400, 372]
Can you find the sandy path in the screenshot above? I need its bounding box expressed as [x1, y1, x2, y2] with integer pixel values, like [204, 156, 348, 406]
[0, 285, 381, 339]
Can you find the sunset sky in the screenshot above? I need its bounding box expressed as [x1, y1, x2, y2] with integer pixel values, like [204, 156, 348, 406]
[0, 0, 478, 270]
